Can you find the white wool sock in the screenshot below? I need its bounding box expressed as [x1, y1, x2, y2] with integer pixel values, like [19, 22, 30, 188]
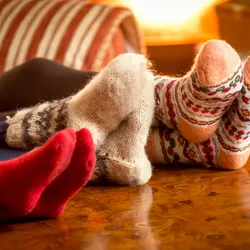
[91, 71, 155, 186]
[6, 53, 149, 150]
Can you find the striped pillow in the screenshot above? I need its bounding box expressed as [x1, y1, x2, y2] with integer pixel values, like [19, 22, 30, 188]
[0, 0, 145, 72]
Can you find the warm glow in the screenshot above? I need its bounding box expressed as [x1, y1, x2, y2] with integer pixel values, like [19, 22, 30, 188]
[92, 0, 226, 45]
[126, 0, 211, 26]
[125, 0, 223, 44]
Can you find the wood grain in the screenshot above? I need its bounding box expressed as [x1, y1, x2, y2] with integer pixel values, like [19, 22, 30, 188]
[2, 161, 250, 250]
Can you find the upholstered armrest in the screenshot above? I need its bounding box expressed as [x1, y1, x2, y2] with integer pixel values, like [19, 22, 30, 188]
[0, 0, 146, 72]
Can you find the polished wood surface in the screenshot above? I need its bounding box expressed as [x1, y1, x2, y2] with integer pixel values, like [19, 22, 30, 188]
[2, 162, 250, 250]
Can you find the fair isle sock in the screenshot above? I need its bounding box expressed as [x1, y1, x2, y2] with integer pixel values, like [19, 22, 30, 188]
[91, 71, 155, 187]
[153, 40, 243, 143]
[216, 56, 250, 169]
[5, 53, 149, 150]
[146, 126, 206, 165]
[146, 126, 219, 168]
[147, 95, 250, 170]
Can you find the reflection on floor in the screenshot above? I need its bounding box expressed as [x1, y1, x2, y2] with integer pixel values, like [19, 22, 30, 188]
[2, 161, 250, 250]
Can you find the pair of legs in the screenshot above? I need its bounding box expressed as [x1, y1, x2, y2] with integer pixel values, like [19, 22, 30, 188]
[0, 59, 97, 222]
[147, 40, 250, 170]
[4, 53, 155, 186]
[0, 128, 95, 222]
[0, 54, 154, 222]
[2, 39, 250, 188]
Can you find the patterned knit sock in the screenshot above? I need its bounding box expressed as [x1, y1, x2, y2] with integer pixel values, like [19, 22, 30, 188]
[215, 56, 250, 169]
[146, 126, 218, 167]
[5, 53, 149, 150]
[147, 72, 250, 171]
[153, 40, 243, 143]
[91, 71, 155, 186]
[0, 128, 75, 222]
[147, 123, 249, 170]
[29, 128, 95, 219]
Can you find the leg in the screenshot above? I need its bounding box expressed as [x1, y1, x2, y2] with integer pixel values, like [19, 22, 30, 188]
[0, 58, 96, 112]
[30, 128, 95, 219]
[0, 129, 75, 221]
[147, 59, 250, 172]
[0, 121, 29, 160]
[5, 53, 150, 150]
[146, 127, 215, 167]
[92, 70, 155, 186]
[0, 128, 95, 222]
[216, 56, 250, 169]
[153, 40, 243, 143]
[0, 147, 28, 161]
[146, 123, 249, 170]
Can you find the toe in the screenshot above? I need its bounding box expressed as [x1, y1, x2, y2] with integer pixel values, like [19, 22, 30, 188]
[195, 40, 241, 87]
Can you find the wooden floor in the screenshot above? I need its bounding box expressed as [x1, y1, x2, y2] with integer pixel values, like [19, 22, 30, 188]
[2, 162, 250, 250]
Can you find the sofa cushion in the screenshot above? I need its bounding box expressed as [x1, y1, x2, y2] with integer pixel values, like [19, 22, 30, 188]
[0, 0, 145, 72]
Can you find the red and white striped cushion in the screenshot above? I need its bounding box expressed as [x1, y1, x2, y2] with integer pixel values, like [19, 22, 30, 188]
[0, 0, 145, 72]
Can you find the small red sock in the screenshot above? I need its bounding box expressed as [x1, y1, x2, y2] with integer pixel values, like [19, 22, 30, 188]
[0, 128, 76, 222]
[30, 128, 95, 219]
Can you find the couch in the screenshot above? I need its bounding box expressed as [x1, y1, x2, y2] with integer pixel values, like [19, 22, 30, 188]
[0, 0, 146, 72]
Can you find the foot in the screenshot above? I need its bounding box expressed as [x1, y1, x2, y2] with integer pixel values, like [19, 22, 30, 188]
[147, 57, 250, 172]
[92, 71, 155, 186]
[29, 128, 95, 219]
[6, 53, 150, 150]
[217, 56, 250, 169]
[0, 128, 75, 222]
[153, 40, 243, 143]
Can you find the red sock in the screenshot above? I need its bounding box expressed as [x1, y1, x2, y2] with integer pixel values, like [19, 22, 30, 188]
[30, 128, 95, 219]
[0, 128, 76, 222]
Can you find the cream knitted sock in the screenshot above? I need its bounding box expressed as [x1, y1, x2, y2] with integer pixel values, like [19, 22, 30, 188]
[6, 53, 149, 150]
[91, 71, 155, 186]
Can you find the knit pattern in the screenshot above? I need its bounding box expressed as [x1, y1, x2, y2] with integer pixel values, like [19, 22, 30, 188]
[216, 72, 250, 153]
[150, 67, 250, 169]
[153, 66, 243, 129]
[5, 53, 150, 150]
[149, 126, 220, 168]
[146, 40, 250, 170]
[6, 98, 70, 149]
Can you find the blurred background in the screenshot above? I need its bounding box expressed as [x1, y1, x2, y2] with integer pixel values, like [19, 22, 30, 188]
[92, 0, 250, 75]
